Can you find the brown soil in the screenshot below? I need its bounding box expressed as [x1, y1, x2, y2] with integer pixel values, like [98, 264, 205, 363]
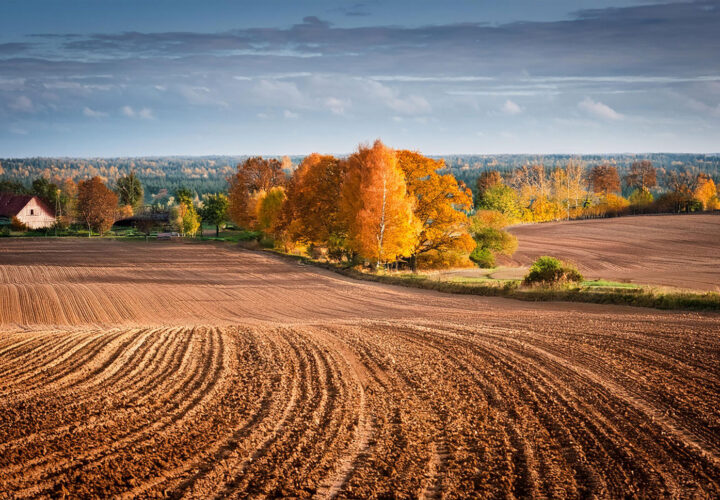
[506, 214, 720, 291]
[1, 238, 719, 497]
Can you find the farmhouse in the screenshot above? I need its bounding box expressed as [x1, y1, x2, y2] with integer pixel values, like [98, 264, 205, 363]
[0, 193, 55, 229]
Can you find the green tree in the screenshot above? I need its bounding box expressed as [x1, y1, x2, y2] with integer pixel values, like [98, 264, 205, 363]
[476, 184, 522, 221]
[628, 187, 654, 207]
[468, 210, 518, 268]
[201, 193, 229, 237]
[31, 178, 60, 207]
[116, 172, 144, 212]
[175, 187, 194, 206]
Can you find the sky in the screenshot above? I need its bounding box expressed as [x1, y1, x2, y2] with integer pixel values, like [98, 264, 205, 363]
[0, 0, 719, 157]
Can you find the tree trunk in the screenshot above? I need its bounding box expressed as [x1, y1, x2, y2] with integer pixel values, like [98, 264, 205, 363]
[216, 225, 220, 238]
[410, 254, 418, 273]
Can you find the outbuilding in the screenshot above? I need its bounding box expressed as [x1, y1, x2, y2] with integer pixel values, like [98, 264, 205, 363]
[0, 193, 56, 229]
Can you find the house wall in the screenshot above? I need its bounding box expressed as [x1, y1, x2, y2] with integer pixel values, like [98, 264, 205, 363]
[16, 198, 55, 229]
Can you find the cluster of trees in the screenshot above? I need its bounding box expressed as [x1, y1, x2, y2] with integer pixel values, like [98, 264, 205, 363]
[226, 141, 477, 270]
[2, 147, 718, 270]
[475, 160, 719, 223]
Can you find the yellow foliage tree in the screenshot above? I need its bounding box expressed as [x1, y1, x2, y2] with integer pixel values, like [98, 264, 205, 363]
[256, 186, 286, 236]
[396, 150, 475, 271]
[694, 177, 718, 210]
[341, 141, 420, 267]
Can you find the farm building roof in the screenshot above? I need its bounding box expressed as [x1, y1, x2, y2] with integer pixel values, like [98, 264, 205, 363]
[0, 193, 55, 218]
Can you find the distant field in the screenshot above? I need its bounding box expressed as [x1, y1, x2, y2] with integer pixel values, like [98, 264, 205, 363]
[1, 239, 719, 497]
[507, 214, 720, 291]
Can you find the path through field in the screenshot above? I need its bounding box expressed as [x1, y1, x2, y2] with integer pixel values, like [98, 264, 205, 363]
[507, 214, 720, 291]
[1, 239, 719, 497]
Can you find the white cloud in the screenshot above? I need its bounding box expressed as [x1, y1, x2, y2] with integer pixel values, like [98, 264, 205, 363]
[253, 80, 305, 108]
[364, 80, 431, 115]
[283, 109, 299, 119]
[138, 108, 155, 120]
[83, 106, 107, 118]
[9, 96, 33, 112]
[324, 97, 349, 115]
[502, 99, 522, 115]
[121, 105, 155, 119]
[578, 97, 623, 120]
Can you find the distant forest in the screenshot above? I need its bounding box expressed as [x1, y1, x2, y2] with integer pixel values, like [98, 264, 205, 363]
[1, 153, 719, 202]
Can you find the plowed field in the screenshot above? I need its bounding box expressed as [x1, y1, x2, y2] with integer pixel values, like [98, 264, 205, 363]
[1, 239, 719, 498]
[507, 214, 720, 291]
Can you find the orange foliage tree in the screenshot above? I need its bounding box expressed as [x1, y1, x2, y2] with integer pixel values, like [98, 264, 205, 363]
[77, 177, 118, 236]
[476, 170, 502, 201]
[396, 150, 475, 271]
[278, 154, 347, 248]
[228, 157, 286, 228]
[341, 141, 420, 267]
[589, 164, 621, 196]
[625, 160, 657, 191]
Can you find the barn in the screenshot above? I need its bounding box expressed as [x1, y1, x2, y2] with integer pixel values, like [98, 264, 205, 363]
[0, 193, 56, 229]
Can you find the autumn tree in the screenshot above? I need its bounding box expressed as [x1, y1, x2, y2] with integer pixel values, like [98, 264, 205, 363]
[227, 157, 286, 229]
[624, 160, 657, 191]
[396, 150, 475, 271]
[476, 184, 522, 221]
[551, 160, 586, 219]
[694, 174, 719, 210]
[511, 164, 549, 207]
[200, 193, 229, 237]
[171, 202, 201, 237]
[475, 170, 503, 204]
[278, 154, 347, 248]
[341, 141, 420, 267]
[77, 177, 118, 236]
[589, 164, 621, 196]
[116, 172, 144, 213]
[256, 187, 286, 236]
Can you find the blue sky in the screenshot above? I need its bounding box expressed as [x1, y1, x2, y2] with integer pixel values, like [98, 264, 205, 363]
[1, 0, 719, 156]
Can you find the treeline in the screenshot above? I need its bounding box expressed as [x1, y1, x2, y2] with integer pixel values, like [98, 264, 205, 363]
[0, 156, 292, 202]
[2, 145, 718, 270]
[474, 160, 719, 222]
[2, 153, 718, 204]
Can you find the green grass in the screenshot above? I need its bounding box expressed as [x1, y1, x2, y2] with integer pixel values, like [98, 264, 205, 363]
[262, 249, 720, 312]
[581, 279, 640, 289]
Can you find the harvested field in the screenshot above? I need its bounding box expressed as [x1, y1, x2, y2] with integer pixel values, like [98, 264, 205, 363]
[1, 238, 719, 497]
[507, 214, 720, 291]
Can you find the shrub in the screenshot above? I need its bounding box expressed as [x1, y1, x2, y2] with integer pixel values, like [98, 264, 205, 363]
[10, 216, 28, 231]
[0, 226, 10, 237]
[469, 246, 495, 268]
[524, 256, 583, 285]
[417, 249, 474, 269]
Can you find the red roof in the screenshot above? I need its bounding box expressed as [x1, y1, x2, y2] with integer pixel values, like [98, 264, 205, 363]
[0, 193, 55, 218]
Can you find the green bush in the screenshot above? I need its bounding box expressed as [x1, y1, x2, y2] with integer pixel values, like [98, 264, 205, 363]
[524, 256, 583, 284]
[0, 226, 10, 237]
[259, 236, 275, 248]
[469, 246, 495, 268]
